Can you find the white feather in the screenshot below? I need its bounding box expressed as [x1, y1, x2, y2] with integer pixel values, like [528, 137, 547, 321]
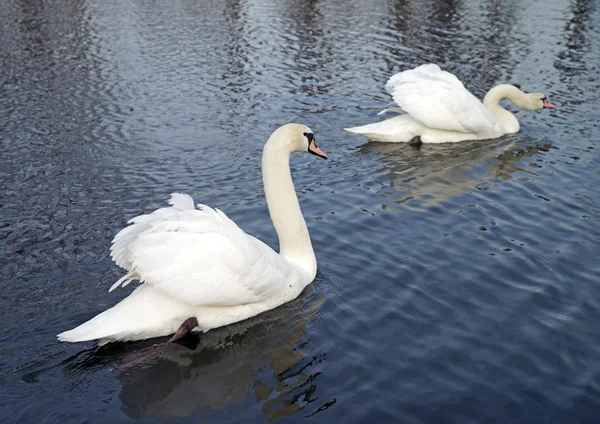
[168, 192, 195, 210]
[384, 64, 496, 134]
[377, 107, 405, 116]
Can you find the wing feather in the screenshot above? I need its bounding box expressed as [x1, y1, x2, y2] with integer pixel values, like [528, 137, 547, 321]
[109, 193, 297, 307]
[385, 64, 496, 133]
[168, 192, 195, 210]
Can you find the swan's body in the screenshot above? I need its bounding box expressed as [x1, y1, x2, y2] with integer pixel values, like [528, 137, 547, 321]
[345, 64, 555, 144]
[58, 124, 328, 344]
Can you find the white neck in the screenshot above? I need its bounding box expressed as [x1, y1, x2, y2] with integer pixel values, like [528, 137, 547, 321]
[262, 137, 317, 280]
[483, 84, 524, 133]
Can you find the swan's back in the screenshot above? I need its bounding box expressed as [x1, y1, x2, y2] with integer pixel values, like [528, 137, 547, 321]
[110, 193, 303, 307]
[386, 63, 465, 89]
[385, 64, 498, 134]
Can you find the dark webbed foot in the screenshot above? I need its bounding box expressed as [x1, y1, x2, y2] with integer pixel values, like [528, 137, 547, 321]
[537, 144, 550, 152]
[168, 317, 199, 343]
[116, 317, 200, 371]
[408, 135, 422, 148]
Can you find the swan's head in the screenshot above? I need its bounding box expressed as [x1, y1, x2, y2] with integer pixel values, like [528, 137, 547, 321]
[271, 123, 328, 159]
[516, 88, 556, 111]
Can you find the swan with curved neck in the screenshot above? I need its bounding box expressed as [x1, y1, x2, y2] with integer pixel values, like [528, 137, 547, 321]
[58, 123, 328, 345]
[345, 64, 556, 144]
[263, 127, 318, 276]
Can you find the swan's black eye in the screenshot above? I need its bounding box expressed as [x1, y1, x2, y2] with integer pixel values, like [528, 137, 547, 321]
[303, 132, 314, 142]
[541, 97, 547, 101]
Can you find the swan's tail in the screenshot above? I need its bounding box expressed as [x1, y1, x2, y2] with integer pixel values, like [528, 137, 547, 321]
[343, 123, 379, 137]
[344, 121, 398, 140]
[57, 306, 123, 344]
[57, 285, 189, 344]
[344, 115, 421, 143]
[59, 274, 143, 343]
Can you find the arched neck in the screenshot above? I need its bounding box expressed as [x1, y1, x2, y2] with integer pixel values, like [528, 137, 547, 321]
[262, 139, 316, 280]
[483, 84, 523, 133]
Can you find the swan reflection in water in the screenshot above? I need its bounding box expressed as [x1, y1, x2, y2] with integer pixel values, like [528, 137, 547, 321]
[361, 136, 549, 209]
[86, 279, 331, 421]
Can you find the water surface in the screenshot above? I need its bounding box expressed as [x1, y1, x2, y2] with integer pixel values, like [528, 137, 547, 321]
[1, 0, 599, 422]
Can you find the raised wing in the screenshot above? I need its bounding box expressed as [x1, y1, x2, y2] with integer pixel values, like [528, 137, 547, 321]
[385, 64, 497, 133]
[109, 193, 295, 307]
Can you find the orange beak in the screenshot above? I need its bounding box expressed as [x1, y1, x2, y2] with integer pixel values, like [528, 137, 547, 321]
[308, 139, 328, 160]
[543, 99, 556, 109]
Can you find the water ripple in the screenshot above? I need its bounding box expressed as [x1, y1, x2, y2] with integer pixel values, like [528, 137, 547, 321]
[1, 0, 599, 422]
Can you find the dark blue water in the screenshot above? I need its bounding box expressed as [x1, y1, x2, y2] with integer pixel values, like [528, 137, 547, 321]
[1, 0, 599, 422]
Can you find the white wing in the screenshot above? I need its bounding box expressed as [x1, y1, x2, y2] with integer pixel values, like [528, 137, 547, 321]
[385, 64, 497, 133]
[109, 193, 296, 307]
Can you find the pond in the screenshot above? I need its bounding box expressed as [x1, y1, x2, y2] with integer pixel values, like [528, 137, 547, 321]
[1, 0, 599, 422]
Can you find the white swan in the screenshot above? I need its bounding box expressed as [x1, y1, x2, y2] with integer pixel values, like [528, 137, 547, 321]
[345, 64, 556, 144]
[58, 123, 328, 344]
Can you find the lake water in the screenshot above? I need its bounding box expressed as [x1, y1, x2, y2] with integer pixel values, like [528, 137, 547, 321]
[1, 0, 599, 422]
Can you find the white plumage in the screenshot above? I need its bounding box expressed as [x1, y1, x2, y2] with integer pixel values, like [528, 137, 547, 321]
[58, 123, 328, 344]
[385, 64, 497, 134]
[345, 64, 555, 143]
[109, 194, 293, 306]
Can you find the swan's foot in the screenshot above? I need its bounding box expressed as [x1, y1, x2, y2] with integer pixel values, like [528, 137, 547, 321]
[537, 144, 550, 152]
[168, 317, 199, 343]
[116, 317, 199, 371]
[408, 135, 422, 148]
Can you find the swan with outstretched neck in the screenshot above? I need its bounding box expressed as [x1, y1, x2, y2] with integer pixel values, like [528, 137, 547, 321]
[58, 123, 328, 345]
[345, 64, 556, 145]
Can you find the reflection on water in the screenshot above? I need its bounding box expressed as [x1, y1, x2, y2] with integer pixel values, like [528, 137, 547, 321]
[1, 0, 599, 422]
[86, 281, 330, 421]
[361, 137, 548, 209]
